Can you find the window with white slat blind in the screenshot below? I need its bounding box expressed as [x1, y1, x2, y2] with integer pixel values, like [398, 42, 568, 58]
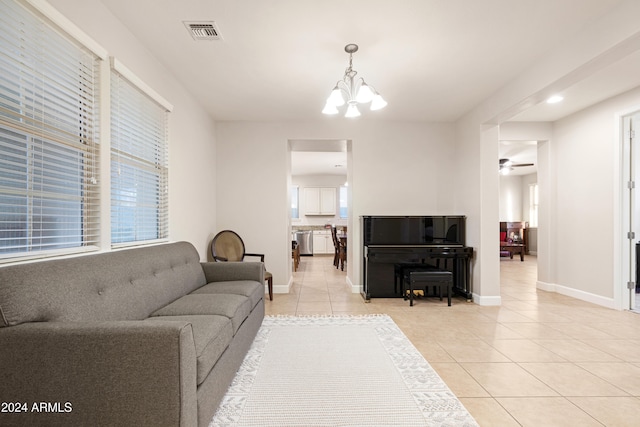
[0, 0, 100, 260]
[110, 69, 169, 246]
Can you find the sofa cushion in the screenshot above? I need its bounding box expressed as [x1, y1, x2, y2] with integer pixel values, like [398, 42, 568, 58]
[151, 294, 251, 334]
[145, 315, 232, 386]
[190, 280, 263, 310]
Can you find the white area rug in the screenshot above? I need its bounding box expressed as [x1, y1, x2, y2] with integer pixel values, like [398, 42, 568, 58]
[210, 314, 478, 427]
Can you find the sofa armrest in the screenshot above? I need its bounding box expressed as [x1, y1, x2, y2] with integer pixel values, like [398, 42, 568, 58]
[200, 261, 265, 283]
[0, 321, 198, 427]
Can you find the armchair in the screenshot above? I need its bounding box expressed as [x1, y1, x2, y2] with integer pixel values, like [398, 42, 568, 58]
[211, 230, 273, 300]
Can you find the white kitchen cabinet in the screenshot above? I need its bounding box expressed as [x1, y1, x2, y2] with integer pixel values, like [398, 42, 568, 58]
[304, 187, 336, 215]
[312, 229, 333, 254]
[320, 188, 336, 214]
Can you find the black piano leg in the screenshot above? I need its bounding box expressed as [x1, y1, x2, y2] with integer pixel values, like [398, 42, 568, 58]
[409, 279, 415, 306]
[409, 281, 413, 307]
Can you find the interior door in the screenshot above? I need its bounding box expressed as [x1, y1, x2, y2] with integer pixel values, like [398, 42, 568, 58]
[628, 113, 640, 310]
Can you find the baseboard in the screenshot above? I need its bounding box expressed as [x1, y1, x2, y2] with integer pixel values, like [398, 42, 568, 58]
[472, 294, 501, 306]
[536, 280, 616, 309]
[346, 276, 359, 293]
[270, 276, 293, 295]
[536, 280, 555, 292]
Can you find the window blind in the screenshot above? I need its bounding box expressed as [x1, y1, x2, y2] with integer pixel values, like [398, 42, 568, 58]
[110, 68, 169, 245]
[0, 0, 100, 259]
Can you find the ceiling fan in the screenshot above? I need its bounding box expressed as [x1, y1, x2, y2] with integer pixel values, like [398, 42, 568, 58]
[499, 158, 534, 174]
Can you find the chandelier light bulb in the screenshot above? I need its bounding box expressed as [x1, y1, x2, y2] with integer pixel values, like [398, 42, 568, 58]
[345, 103, 361, 118]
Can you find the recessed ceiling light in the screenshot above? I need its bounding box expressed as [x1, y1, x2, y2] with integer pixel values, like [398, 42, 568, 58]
[546, 95, 564, 104]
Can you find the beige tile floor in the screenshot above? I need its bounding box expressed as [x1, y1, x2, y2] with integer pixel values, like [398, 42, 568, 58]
[265, 254, 640, 426]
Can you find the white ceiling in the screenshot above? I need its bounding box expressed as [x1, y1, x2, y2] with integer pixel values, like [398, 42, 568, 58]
[98, 0, 640, 175]
[289, 139, 347, 176]
[100, 0, 633, 123]
[511, 49, 640, 122]
[497, 48, 640, 176]
[291, 151, 347, 176]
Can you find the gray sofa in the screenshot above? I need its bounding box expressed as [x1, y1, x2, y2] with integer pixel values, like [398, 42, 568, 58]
[0, 241, 265, 427]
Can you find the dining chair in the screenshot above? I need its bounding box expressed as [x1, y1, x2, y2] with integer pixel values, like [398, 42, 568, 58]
[210, 230, 273, 300]
[331, 226, 346, 271]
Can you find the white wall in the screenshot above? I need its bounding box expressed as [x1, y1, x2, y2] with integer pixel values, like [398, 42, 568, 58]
[499, 175, 523, 221]
[48, 0, 218, 259]
[499, 173, 538, 221]
[521, 173, 538, 253]
[215, 120, 456, 294]
[453, 116, 501, 304]
[520, 173, 537, 224]
[550, 86, 640, 303]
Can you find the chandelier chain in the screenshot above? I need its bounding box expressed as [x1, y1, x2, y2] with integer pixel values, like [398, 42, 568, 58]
[345, 52, 357, 80]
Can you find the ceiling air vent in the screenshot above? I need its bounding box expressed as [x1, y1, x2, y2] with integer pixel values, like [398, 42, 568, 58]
[183, 21, 222, 41]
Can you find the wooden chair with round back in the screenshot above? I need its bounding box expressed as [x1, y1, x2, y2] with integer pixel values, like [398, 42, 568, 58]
[210, 230, 273, 300]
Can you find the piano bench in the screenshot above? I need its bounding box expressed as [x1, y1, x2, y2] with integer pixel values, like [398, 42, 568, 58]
[394, 263, 428, 295]
[400, 266, 453, 307]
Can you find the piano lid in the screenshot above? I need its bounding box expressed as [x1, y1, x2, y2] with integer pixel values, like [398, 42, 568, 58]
[362, 215, 466, 246]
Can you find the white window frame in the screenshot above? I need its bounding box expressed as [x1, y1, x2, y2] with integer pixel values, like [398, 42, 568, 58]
[109, 58, 172, 247]
[0, 0, 105, 262]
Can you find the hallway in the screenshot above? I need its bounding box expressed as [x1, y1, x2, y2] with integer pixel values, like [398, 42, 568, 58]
[265, 254, 640, 426]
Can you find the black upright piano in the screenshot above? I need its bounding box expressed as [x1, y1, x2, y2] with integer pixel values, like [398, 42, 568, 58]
[361, 215, 473, 301]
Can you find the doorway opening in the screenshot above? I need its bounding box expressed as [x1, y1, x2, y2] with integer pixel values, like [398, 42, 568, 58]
[288, 139, 350, 275]
[498, 140, 538, 262]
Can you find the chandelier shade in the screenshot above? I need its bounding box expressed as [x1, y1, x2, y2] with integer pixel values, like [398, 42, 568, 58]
[355, 83, 374, 103]
[370, 93, 388, 110]
[322, 44, 386, 117]
[328, 86, 345, 106]
[345, 103, 361, 118]
[321, 102, 339, 115]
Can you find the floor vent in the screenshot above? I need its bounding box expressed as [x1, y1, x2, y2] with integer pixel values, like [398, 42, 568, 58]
[184, 21, 221, 41]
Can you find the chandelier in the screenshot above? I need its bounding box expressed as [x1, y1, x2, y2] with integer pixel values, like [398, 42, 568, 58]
[322, 44, 387, 117]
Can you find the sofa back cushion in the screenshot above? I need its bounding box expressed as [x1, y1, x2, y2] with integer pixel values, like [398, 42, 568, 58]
[0, 241, 206, 327]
